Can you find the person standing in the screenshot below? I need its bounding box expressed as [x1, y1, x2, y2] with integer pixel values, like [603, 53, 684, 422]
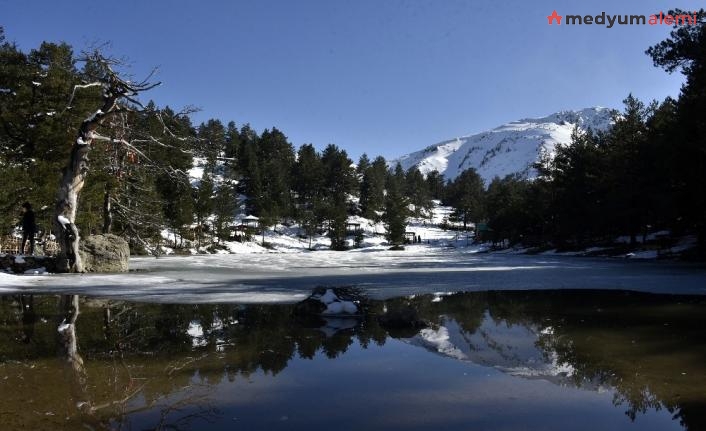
[20, 202, 37, 255]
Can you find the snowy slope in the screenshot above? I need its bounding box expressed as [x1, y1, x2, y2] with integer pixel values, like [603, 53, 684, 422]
[392, 107, 614, 184]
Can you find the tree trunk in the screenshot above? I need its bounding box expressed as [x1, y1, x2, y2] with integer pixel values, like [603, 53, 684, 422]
[55, 143, 90, 272]
[55, 91, 119, 273]
[103, 183, 112, 234]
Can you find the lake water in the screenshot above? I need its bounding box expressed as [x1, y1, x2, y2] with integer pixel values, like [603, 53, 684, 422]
[1, 289, 705, 430]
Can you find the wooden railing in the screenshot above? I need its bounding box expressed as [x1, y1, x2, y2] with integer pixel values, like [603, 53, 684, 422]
[0, 235, 60, 256]
[0, 236, 20, 254]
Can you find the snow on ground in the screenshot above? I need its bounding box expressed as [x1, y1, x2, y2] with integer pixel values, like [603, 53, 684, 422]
[159, 200, 476, 255]
[1, 203, 704, 303]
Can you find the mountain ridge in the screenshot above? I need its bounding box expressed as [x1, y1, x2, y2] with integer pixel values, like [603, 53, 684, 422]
[392, 107, 615, 184]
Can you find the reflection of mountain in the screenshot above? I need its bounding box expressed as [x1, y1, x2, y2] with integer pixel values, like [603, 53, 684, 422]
[1, 290, 705, 430]
[407, 312, 575, 384]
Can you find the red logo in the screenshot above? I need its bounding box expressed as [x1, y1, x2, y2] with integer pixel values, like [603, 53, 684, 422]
[547, 10, 562, 25]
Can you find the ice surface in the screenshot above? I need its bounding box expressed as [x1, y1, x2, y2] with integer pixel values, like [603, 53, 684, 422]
[1, 249, 705, 304]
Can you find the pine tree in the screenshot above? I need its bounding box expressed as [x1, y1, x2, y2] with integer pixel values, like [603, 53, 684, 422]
[225, 121, 241, 166]
[383, 168, 409, 248]
[321, 144, 356, 250]
[194, 171, 215, 246]
[647, 9, 706, 248]
[485, 174, 532, 245]
[213, 182, 237, 244]
[157, 173, 194, 248]
[604, 96, 652, 245]
[293, 144, 324, 246]
[425, 170, 445, 200]
[356, 153, 370, 178]
[236, 127, 263, 215]
[405, 167, 431, 216]
[197, 119, 227, 165]
[644, 98, 679, 231]
[444, 168, 485, 230]
[257, 127, 295, 221]
[360, 156, 387, 220]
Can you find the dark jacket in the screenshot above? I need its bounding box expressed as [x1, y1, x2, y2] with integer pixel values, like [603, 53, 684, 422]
[22, 210, 36, 234]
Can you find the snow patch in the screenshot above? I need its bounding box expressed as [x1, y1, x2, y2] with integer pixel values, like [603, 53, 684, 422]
[57, 215, 71, 227]
[24, 267, 46, 275]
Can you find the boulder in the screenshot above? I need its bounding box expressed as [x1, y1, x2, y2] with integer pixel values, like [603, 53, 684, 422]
[79, 234, 129, 273]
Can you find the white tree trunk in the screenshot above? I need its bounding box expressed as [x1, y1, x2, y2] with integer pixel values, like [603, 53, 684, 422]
[55, 88, 118, 272]
[54, 53, 159, 272]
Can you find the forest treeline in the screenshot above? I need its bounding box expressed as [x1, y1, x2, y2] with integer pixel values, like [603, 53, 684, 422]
[0, 10, 704, 254]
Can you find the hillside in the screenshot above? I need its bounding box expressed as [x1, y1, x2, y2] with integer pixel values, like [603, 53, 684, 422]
[392, 107, 614, 184]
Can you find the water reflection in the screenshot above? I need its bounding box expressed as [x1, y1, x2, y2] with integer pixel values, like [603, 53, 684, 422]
[0, 290, 705, 430]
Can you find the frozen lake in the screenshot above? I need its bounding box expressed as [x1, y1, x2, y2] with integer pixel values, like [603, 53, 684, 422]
[2, 249, 706, 302]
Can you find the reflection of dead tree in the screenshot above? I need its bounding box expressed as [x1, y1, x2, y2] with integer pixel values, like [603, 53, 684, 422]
[55, 298, 219, 429]
[58, 295, 85, 378]
[57, 294, 100, 427]
[56, 295, 144, 429]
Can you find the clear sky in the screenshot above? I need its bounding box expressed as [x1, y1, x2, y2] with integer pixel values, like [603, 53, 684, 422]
[2, 0, 687, 160]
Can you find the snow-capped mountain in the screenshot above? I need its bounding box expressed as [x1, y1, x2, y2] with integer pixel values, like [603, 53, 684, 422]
[392, 107, 614, 184]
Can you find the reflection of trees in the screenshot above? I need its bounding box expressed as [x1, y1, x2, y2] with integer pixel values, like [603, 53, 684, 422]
[1, 291, 705, 430]
[483, 290, 706, 431]
[362, 290, 706, 431]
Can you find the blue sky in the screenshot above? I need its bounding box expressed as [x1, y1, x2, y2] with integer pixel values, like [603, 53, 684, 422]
[2, 0, 686, 159]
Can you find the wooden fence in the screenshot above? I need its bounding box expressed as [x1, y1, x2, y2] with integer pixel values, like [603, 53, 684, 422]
[0, 235, 60, 256]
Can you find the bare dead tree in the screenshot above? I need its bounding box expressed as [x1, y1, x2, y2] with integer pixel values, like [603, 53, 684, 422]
[55, 51, 160, 272]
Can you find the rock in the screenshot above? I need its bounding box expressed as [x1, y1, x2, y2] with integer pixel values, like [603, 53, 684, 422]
[79, 234, 129, 273]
